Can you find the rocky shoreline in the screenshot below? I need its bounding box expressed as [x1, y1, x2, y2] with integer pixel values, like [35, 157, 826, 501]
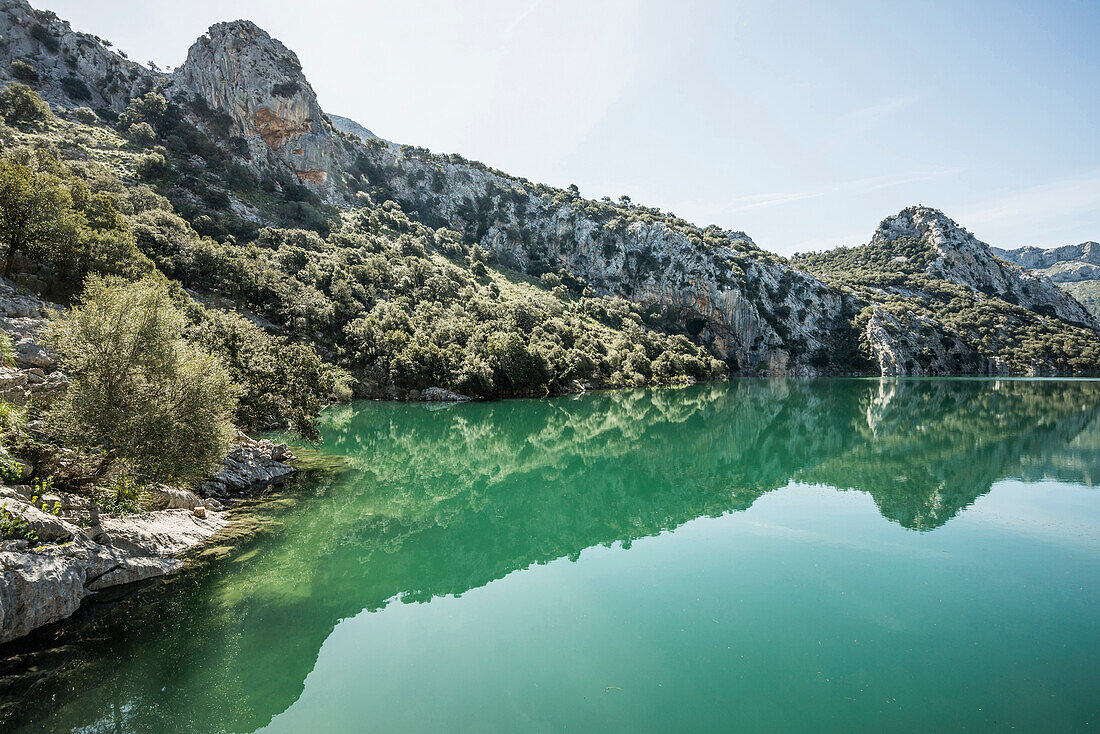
[0, 273, 305, 643]
[0, 435, 296, 644]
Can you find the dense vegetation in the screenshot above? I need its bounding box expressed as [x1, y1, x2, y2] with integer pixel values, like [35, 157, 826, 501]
[794, 236, 1100, 374]
[0, 81, 729, 503]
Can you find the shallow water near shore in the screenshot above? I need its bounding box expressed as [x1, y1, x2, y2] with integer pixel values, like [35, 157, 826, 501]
[3, 378, 1099, 732]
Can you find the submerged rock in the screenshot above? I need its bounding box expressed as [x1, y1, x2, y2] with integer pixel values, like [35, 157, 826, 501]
[0, 508, 227, 644]
[0, 431, 294, 644]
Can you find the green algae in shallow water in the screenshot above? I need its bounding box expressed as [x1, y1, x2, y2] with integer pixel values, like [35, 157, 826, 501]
[3, 378, 1100, 733]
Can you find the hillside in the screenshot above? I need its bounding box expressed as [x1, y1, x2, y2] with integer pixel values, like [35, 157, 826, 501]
[793, 207, 1100, 375]
[0, 0, 1097, 387]
[993, 242, 1100, 321]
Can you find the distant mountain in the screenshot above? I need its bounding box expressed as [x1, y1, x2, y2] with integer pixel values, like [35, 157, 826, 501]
[327, 113, 386, 145]
[992, 243, 1100, 320]
[992, 242, 1100, 281]
[1, 0, 1097, 379]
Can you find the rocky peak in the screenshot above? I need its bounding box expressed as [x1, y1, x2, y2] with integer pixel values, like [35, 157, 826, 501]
[173, 19, 337, 186]
[873, 206, 1097, 328]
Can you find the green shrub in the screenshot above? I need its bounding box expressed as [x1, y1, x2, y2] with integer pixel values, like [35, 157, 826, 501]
[60, 75, 92, 101]
[10, 60, 37, 83]
[0, 83, 52, 125]
[127, 121, 157, 145]
[72, 106, 98, 124]
[0, 503, 37, 543]
[43, 276, 239, 483]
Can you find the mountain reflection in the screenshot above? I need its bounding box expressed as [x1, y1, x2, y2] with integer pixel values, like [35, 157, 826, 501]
[4, 378, 1099, 733]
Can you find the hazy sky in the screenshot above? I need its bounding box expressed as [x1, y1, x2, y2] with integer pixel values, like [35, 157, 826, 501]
[45, 0, 1100, 255]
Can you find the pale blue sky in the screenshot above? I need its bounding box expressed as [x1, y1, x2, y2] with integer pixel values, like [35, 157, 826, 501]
[45, 0, 1100, 255]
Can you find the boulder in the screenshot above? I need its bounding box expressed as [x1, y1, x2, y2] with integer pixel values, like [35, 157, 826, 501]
[146, 485, 205, 511]
[421, 387, 473, 402]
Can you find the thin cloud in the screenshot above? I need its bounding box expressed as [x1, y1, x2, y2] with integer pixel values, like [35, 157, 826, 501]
[838, 93, 924, 133]
[959, 171, 1100, 228]
[724, 167, 960, 214]
[728, 191, 825, 212]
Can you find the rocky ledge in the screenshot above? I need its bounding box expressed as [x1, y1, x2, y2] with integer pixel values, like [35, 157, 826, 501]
[0, 437, 297, 644]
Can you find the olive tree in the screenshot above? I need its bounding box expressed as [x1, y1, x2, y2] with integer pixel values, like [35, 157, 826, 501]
[44, 276, 239, 483]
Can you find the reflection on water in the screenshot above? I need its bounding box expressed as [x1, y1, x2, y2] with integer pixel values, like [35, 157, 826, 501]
[3, 378, 1099, 732]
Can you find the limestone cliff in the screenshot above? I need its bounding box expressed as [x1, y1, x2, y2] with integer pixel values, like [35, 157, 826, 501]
[173, 20, 339, 188]
[992, 241, 1100, 282]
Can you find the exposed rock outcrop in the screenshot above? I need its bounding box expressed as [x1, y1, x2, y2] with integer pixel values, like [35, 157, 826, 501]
[0, 429, 296, 644]
[0, 478, 230, 643]
[420, 387, 472, 402]
[875, 207, 1097, 328]
[863, 308, 990, 376]
[195, 432, 295, 498]
[173, 20, 339, 190]
[992, 241, 1100, 281]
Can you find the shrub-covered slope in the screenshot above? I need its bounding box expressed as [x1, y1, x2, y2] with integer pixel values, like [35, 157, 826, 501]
[1, 0, 1096, 382]
[794, 207, 1100, 375]
[993, 242, 1100, 321]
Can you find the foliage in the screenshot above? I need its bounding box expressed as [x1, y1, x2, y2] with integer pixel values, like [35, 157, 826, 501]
[60, 75, 92, 102]
[0, 151, 154, 285]
[794, 237, 1100, 374]
[43, 275, 239, 483]
[185, 305, 351, 439]
[149, 205, 725, 398]
[10, 60, 38, 83]
[0, 157, 77, 275]
[0, 83, 52, 125]
[72, 106, 98, 124]
[0, 503, 36, 543]
[91, 460, 145, 515]
[0, 452, 24, 482]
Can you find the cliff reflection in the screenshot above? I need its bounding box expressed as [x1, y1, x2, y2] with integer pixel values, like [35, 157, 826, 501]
[6, 378, 1099, 733]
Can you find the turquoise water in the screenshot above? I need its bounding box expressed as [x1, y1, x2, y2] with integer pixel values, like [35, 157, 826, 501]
[3, 379, 1099, 732]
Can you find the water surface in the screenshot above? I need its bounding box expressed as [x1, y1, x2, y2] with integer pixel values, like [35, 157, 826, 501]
[3, 379, 1099, 732]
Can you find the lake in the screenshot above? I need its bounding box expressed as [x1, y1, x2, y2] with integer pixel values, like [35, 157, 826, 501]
[3, 379, 1099, 732]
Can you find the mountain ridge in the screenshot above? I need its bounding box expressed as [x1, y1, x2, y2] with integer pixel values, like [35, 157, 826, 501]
[0, 0, 1097, 379]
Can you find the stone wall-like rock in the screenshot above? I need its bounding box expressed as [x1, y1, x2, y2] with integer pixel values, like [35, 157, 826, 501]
[173, 20, 338, 190]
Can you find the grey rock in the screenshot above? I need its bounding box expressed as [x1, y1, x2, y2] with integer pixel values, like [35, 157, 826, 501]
[421, 387, 473, 402]
[0, 0, 163, 112]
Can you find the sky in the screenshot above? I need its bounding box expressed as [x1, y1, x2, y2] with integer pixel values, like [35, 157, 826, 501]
[44, 0, 1100, 255]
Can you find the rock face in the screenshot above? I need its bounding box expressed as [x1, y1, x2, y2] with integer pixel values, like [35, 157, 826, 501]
[173, 20, 338, 188]
[864, 308, 990, 376]
[0, 485, 228, 644]
[328, 113, 387, 145]
[361, 149, 851, 374]
[0, 0, 160, 111]
[875, 207, 1097, 328]
[0, 277, 68, 404]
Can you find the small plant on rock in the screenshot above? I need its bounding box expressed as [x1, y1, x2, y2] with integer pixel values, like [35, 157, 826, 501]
[92, 460, 145, 515]
[0, 502, 37, 543]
